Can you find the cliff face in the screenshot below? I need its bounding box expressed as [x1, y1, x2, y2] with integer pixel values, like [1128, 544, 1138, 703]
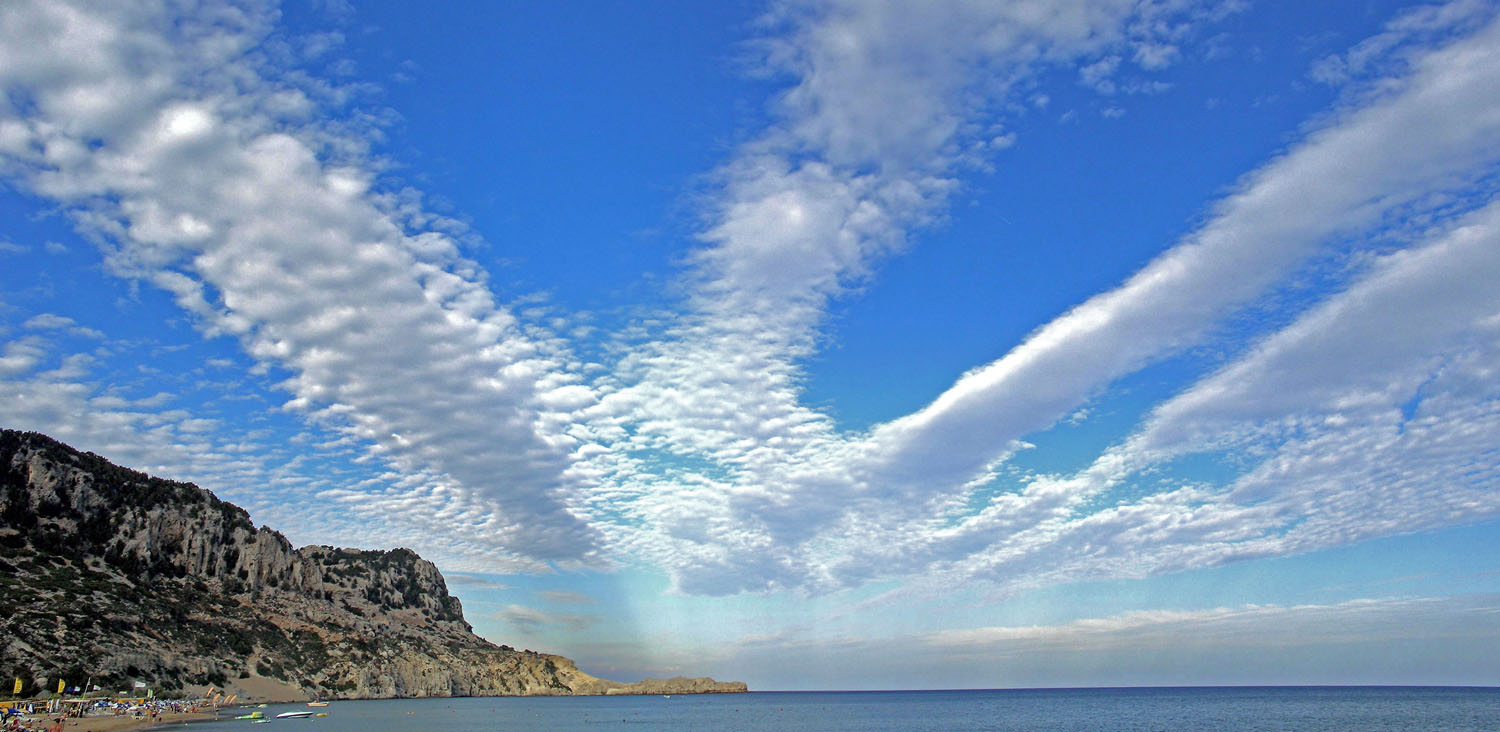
[0, 430, 745, 699]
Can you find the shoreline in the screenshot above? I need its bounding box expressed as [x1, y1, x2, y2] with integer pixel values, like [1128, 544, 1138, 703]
[33, 712, 219, 732]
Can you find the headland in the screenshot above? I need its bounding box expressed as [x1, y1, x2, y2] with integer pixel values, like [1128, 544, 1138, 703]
[0, 429, 745, 708]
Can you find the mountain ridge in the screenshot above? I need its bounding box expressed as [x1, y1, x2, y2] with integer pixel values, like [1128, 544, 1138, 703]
[0, 429, 746, 699]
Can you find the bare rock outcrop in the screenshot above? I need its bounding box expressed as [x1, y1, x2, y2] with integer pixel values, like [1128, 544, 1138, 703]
[0, 429, 745, 698]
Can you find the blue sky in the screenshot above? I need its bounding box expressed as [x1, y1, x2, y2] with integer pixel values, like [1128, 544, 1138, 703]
[3, 0, 1500, 690]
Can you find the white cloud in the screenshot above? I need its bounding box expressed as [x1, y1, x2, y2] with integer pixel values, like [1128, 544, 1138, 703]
[0, 336, 306, 526]
[923, 595, 1500, 654]
[2, 0, 1499, 609]
[583, 3, 1500, 596]
[494, 604, 597, 634]
[1109, 199, 1500, 555]
[23, 313, 104, 339]
[713, 594, 1500, 688]
[578, 0, 1240, 595]
[923, 192, 1500, 595]
[0, 0, 598, 568]
[22, 314, 77, 330]
[1079, 55, 1121, 93]
[866, 8, 1500, 499]
[1308, 0, 1491, 85]
[539, 590, 598, 605]
[787, 8, 1500, 590]
[443, 573, 512, 591]
[1132, 41, 1177, 69]
[0, 338, 47, 377]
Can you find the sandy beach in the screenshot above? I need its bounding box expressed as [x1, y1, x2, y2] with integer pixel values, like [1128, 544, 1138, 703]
[6, 711, 219, 732]
[5, 677, 303, 732]
[49, 711, 217, 732]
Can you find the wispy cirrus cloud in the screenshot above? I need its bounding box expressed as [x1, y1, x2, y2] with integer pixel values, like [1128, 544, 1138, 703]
[539, 590, 599, 606]
[443, 574, 513, 591]
[494, 604, 598, 634]
[702, 594, 1500, 688]
[923, 595, 1500, 654]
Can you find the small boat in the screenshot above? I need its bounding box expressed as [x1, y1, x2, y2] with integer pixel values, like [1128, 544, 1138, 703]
[276, 711, 315, 719]
[306, 702, 329, 707]
[251, 720, 269, 725]
[234, 711, 264, 720]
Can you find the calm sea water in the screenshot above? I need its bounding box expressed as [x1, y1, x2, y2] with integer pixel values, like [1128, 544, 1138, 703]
[190, 687, 1500, 731]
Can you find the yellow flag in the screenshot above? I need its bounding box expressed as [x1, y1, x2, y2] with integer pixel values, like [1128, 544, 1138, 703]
[12, 677, 21, 694]
[57, 678, 65, 694]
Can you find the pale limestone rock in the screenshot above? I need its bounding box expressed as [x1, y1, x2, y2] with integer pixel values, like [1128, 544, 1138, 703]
[0, 429, 745, 699]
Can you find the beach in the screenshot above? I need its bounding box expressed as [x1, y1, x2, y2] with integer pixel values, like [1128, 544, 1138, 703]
[39, 711, 216, 732]
[4, 704, 220, 732]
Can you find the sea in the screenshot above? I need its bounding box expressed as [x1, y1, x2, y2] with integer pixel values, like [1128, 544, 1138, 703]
[190, 687, 1499, 731]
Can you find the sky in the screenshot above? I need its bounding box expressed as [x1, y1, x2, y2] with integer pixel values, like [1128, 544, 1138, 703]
[2, 0, 1500, 691]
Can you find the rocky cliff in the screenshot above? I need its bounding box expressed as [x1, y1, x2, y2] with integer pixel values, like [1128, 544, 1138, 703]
[0, 429, 745, 699]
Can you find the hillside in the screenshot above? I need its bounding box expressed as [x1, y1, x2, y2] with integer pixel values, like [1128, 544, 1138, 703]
[0, 429, 745, 699]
